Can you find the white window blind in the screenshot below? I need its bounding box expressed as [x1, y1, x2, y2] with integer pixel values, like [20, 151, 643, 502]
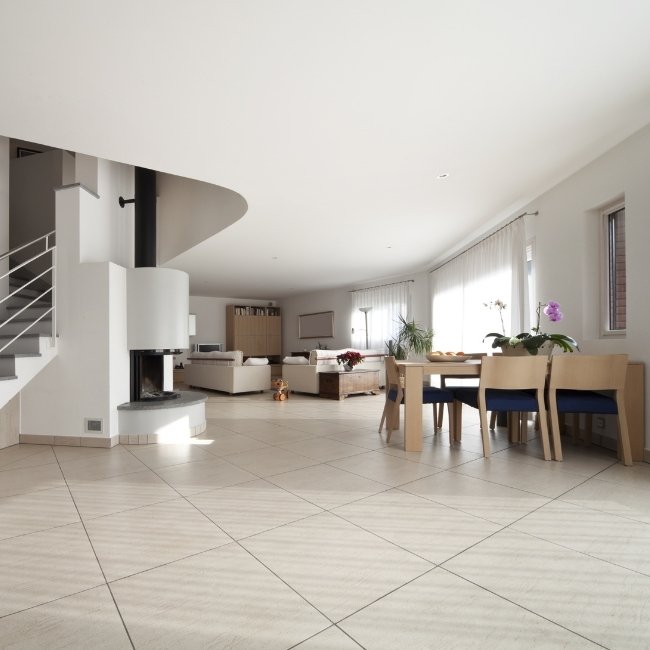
[351, 282, 411, 350]
[430, 219, 527, 352]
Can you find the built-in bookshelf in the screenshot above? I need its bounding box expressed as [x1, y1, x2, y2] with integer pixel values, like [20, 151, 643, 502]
[226, 305, 282, 357]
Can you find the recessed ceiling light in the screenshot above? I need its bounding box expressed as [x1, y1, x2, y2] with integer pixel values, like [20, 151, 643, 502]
[271, 256, 278, 260]
[436, 172, 450, 179]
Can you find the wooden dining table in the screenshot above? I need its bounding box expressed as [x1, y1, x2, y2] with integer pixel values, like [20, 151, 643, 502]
[396, 360, 481, 451]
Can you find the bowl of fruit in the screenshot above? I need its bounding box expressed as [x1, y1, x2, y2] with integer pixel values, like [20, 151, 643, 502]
[426, 351, 470, 362]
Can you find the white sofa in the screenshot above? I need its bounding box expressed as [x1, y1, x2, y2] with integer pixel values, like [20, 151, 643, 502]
[282, 349, 386, 395]
[185, 350, 271, 395]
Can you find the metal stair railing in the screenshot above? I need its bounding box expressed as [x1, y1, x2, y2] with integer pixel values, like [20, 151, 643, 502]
[0, 231, 56, 355]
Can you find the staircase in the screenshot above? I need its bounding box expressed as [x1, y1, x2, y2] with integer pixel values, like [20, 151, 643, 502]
[0, 232, 57, 409]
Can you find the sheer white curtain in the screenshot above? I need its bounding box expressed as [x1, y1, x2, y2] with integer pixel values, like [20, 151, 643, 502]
[351, 282, 411, 350]
[430, 219, 527, 352]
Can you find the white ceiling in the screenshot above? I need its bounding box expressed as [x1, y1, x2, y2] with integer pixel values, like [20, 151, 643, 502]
[2, 1, 650, 299]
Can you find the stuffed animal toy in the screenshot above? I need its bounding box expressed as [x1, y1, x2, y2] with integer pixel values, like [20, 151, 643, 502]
[271, 378, 290, 400]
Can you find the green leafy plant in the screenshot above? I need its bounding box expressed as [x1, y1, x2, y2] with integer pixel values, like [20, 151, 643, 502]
[484, 300, 579, 354]
[386, 315, 434, 360]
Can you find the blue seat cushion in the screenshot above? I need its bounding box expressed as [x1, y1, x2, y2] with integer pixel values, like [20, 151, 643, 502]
[555, 390, 617, 415]
[453, 387, 539, 412]
[387, 386, 454, 404]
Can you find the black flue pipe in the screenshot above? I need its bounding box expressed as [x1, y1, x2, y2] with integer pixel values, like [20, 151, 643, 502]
[134, 167, 157, 267]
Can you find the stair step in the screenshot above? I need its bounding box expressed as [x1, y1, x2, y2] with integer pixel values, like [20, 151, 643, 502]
[0, 334, 39, 340]
[0, 375, 18, 381]
[0, 353, 43, 358]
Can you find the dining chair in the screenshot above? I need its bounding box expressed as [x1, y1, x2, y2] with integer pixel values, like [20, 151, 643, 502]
[547, 354, 632, 465]
[433, 352, 486, 431]
[379, 356, 455, 443]
[452, 355, 552, 460]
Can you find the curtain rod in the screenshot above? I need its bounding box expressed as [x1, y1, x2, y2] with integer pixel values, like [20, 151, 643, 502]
[349, 279, 414, 293]
[429, 211, 538, 274]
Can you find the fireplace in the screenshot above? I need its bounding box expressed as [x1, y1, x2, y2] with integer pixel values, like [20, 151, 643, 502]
[130, 350, 180, 402]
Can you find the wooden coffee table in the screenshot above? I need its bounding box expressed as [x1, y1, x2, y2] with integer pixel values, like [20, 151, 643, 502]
[318, 368, 380, 400]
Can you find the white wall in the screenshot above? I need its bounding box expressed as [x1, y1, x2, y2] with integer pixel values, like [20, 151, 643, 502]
[20, 162, 132, 440]
[279, 271, 430, 354]
[9, 149, 74, 249]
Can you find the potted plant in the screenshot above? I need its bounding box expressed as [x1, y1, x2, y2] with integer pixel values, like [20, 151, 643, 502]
[386, 314, 434, 360]
[484, 300, 578, 355]
[336, 350, 363, 371]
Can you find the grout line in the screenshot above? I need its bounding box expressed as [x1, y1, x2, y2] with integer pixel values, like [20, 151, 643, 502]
[437, 566, 610, 649]
[51, 451, 136, 649]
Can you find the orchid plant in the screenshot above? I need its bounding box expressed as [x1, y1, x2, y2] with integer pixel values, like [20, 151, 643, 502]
[484, 300, 579, 354]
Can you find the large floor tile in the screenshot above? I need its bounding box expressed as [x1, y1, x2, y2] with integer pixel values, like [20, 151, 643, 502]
[340, 568, 598, 649]
[241, 512, 431, 621]
[225, 446, 318, 478]
[561, 477, 650, 524]
[280, 437, 368, 462]
[53, 445, 114, 464]
[188, 479, 322, 540]
[125, 441, 217, 469]
[0, 486, 79, 540]
[111, 543, 328, 649]
[379, 441, 482, 468]
[0, 585, 131, 649]
[59, 446, 147, 483]
[155, 457, 258, 496]
[0, 462, 65, 499]
[513, 500, 650, 576]
[0, 444, 57, 472]
[496, 438, 619, 477]
[326, 429, 395, 450]
[445, 528, 650, 648]
[201, 433, 271, 457]
[591, 461, 650, 490]
[401, 470, 550, 525]
[328, 451, 440, 487]
[0, 523, 104, 617]
[451, 455, 588, 498]
[268, 464, 388, 509]
[84, 498, 231, 581]
[333, 489, 500, 564]
[241, 424, 322, 445]
[68, 469, 179, 519]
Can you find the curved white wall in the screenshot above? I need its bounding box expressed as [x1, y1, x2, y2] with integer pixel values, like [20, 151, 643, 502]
[127, 267, 189, 350]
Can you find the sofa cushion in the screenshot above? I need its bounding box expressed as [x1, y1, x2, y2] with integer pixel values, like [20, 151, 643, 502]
[283, 356, 309, 365]
[189, 350, 243, 366]
[244, 357, 269, 366]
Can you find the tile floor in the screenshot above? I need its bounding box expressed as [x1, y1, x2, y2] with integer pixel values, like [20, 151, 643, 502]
[1, 390, 650, 648]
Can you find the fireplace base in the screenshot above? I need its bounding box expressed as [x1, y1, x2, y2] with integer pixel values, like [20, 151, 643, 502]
[117, 390, 207, 444]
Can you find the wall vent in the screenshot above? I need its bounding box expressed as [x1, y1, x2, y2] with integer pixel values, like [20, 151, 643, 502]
[84, 418, 103, 433]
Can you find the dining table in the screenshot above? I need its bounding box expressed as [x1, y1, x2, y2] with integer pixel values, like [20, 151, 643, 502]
[396, 359, 481, 452]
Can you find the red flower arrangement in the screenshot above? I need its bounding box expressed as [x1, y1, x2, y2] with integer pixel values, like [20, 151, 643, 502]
[336, 351, 363, 368]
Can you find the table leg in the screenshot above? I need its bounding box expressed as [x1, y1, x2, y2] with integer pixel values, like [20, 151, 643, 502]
[403, 365, 424, 452]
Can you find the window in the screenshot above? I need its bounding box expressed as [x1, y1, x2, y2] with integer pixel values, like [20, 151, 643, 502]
[603, 203, 626, 333]
[350, 282, 410, 350]
[430, 219, 527, 351]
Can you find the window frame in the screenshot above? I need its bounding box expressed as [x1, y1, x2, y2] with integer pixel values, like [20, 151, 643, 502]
[601, 200, 626, 337]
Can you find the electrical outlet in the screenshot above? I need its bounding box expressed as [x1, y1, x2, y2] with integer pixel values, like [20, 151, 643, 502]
[595, 416, 606, 429]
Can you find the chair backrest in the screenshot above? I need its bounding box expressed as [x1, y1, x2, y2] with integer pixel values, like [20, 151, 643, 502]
[548, 354, 628, 391]
[479, 355, 548, 391]
[384, 356, 401, 388]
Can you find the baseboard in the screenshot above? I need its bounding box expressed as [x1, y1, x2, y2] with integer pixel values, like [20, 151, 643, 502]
[19, 434, 119, 448]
